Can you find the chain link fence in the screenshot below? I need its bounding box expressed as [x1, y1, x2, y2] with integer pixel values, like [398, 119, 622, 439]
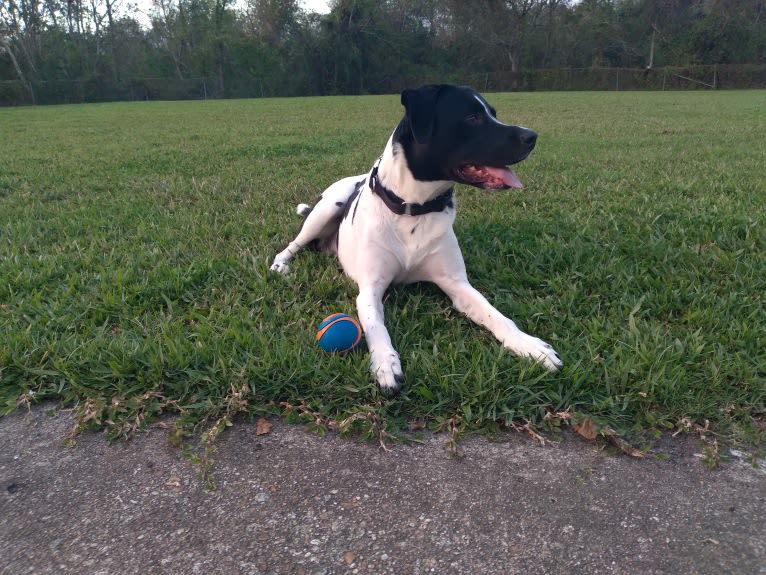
[0, 76, 220, 106]
[490, 64, 766, 92]
[2, 65, 765, 106]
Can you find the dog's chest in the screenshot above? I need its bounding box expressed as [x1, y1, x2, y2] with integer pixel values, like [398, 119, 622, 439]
[384, 213, 454, 277]
[337, 188, 457, 284]
[398, 217, 438, 252]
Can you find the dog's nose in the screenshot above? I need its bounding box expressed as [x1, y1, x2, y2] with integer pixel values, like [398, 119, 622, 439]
[519, 128, 537, 148]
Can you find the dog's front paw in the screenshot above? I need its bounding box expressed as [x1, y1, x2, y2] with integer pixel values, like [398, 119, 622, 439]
[534, 341, 563, 372]
[370, 351, 404, 395]
[508, 335, 563, 372]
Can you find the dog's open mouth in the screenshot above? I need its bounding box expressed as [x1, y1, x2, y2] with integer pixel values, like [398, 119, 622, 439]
[453, 164, 523, 190]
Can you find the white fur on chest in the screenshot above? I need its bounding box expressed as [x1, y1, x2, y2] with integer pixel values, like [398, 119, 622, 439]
[336, 134, 458, 285]
[338, 190, 457, 285]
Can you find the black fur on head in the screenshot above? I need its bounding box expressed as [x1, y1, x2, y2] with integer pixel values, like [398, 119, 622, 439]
[393, 84, 537, 190]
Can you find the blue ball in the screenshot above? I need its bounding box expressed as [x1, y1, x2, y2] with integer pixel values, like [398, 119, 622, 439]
[316, 313, 363, 353]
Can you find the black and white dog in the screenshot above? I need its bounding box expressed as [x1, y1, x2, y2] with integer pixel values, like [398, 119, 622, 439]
[271, 84, 562, 393]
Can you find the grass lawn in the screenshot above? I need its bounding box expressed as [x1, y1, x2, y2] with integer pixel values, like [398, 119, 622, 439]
[1, 91, 764, 460]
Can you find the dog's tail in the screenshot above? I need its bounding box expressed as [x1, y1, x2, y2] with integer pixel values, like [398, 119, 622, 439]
[296, 203, 312, 218]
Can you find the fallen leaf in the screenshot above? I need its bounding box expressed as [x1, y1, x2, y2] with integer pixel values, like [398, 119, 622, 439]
[165, 476, 182, 490]
[256, 418, 273, 436]
[545, 407, 573, 422]
[344, 552, 356, 565]
[603, 426, 645, 457]
[520, 421, 547, 445]
[408, 418, 426, 431]
[340, 498, 360, 510]
[574, 418, 597, 441]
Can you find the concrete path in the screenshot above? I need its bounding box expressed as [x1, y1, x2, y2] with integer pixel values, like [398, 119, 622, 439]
[1, 406, 764, 574]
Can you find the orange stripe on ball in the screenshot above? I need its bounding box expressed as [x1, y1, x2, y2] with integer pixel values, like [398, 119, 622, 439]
[316, 315, 363, 353]
[316, 318, 346, 341]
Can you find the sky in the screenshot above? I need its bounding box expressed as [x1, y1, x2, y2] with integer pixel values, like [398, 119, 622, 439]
[129, 0, 331, 28]
[301, 0, 331, 14]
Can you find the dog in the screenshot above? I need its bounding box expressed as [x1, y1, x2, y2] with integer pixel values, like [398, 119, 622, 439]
[271, 84, 562, 393]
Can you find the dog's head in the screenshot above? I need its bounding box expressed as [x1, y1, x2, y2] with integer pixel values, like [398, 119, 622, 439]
[394, 84, 537, 190]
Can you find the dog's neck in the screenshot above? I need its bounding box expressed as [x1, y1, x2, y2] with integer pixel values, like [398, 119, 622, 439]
[376, 135, 453, 206]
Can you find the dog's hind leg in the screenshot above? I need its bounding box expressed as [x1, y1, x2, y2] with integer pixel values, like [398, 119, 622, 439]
[269, 203, 322, 275]
[270, 175, 365, 274]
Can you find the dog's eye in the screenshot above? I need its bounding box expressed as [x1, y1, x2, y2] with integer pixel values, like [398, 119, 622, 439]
[464, 114, 483, 126]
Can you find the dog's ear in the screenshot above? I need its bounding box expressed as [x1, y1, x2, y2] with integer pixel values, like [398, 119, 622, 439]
[401, 85, 442, 144]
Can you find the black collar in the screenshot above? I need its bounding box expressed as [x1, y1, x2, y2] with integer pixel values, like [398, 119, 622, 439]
[369, 164, 453, 217]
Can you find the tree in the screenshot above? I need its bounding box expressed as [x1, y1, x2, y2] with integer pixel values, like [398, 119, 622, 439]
[3, 0, 766, 105]
[1, 0, 45, 102]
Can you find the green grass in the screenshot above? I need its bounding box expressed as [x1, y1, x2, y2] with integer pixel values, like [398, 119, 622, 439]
[1, 91, 765, 456]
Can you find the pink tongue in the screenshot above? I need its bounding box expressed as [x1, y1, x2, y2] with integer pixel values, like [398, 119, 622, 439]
[485, 166, 523, 189]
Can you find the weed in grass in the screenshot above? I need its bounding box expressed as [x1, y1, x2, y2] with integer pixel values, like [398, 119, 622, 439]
[1, 92, 765, 467]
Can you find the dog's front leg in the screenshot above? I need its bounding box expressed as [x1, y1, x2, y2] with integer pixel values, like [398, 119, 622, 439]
[356, 284, 404, 394]
[440, 278, 563, 372]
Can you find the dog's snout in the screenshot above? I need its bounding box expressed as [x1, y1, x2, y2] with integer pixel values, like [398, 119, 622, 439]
[519, 128, 537, 149]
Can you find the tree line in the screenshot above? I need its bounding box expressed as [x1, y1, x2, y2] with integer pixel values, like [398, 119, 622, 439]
[2, 0, 765, 104]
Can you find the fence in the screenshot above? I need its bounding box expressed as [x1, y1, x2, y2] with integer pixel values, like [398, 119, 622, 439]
[0, 77, 220, 106]
[488, 64, 766, 92]
[2, 65, 765, 106]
